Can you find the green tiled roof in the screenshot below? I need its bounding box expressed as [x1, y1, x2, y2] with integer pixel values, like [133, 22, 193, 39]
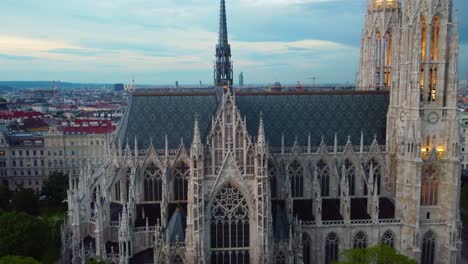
[117, 91, 389, 149]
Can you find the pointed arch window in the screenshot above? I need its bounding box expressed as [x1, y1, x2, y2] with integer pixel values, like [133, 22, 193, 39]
[225, 102, 233, 124]
[235, 127, 244, 148]
[421, 231, 436, 264]
[381, 230, 395, 248]
[430, 16, 440, 61]
[420, 16, 427, 102]
[303, 233, 311, 264]
[421, 16, 428, 61]
[325, 232, 339, 264]
[268, 160, 278, 198]
[421, 163, 438, 206]
[143, 163, 162, 201]
[174, 162, 189, 201]
[317, 160, 330, 197]
[353, 231, 368, 249]
[246, 148, 255, 175]
[384, 31, 392, 87]
[289, 160, 304, 198]
[214, 126, 222, 149]
[210, 183, 249, 264]
[344, 159, 356, 196]
[375, 32, 382, 87]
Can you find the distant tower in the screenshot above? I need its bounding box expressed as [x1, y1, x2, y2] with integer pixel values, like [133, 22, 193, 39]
[239, 72, 244, 87]
[357, 0, 402, 91]
[214, 0, 233, 89]
[176, 81, 179, 89]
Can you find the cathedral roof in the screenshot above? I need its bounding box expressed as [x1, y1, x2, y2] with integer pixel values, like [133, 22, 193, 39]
[116, 90, 389, 149]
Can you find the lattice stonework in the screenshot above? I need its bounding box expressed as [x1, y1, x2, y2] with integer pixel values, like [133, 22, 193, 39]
[210, 183, 250, 264]
[143, 163, 162, 201]
[174, 162, 189, 201]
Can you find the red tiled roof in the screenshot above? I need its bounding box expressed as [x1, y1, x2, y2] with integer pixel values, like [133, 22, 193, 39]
[0, 110, 44, 120]
[62, 125, 116, 134]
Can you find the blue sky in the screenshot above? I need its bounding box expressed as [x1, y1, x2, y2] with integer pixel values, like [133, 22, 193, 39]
[0, 0, 466, 85]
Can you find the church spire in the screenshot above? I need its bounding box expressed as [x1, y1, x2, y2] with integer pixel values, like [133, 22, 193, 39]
[219, 0, 228, 46]
[214, 0, 233, 88]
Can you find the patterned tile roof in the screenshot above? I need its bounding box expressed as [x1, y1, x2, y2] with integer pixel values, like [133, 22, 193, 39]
[117, 91, 389, 149]
[116, 92, 218, 149]
[236, 91, 389, 147]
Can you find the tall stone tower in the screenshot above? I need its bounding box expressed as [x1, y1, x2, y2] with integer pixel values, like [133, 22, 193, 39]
[357, 0, 402, 91]
[386, 0, 462, 262]
[214, 0, 233, 88]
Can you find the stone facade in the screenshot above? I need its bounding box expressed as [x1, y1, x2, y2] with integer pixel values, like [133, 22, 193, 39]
[61, 0, 463, 264]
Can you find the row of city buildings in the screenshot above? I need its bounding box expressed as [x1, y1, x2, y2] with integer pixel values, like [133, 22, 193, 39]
[0, 120, 115, 192]
[0, 86, 126, 192]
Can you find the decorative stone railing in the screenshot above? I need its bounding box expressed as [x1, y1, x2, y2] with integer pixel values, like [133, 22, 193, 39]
[379, 219, 401, 224]
[300, 218, 401, 227]
[322, 220, 345, 226]
[350, 219, 373, 225]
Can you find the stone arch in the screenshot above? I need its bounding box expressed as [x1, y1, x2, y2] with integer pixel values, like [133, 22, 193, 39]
[142, 162, 163, 202]
[421, 230, 436, 264]
[325, 232, 339, 264]
[353, 231, 368, 249]
[381, 229, 395, 248]
[209, 182, 251, 264]
[316, 159, 331, 197]
[303, 232, 311, 264]
[289, 159, 304, 198]
[171, 160, 190, 202]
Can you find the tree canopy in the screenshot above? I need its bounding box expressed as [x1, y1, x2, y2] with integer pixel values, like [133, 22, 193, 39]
[42, 171, 69, 205]
[0, 212, 48, 260]
[0, 256, 41, 264]
[334, 244, 417, 264]
[11, 188, 39, 215]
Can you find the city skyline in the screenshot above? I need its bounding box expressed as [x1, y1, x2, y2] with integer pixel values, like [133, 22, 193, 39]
[0, 0, 466, 85]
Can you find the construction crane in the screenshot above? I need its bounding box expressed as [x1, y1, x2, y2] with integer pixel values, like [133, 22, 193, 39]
[307, 77, 319, 89]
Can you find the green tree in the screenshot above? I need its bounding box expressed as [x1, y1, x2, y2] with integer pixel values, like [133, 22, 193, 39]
[0, 212, 48, 260]
[334, 244, 417, 264]
[0, 185, 12, 210]
[42, 171, 69, 205]
[11, 188, 39, 215]
[0, 256, 41, 264]
[0, 98, 7, 103]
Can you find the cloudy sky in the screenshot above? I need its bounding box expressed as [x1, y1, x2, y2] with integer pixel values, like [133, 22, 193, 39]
[0, 0, 466, 85]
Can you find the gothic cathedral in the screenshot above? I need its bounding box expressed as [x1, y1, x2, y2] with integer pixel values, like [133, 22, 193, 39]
[62, 0, 463, 263]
